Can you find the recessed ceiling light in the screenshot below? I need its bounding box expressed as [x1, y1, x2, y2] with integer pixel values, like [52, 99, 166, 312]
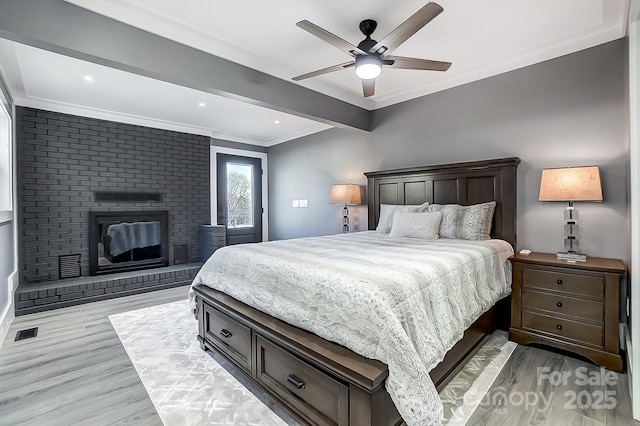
[84, 75, 94, 82]
[198, 102, 206, 107]
[274, 120, 280, 124]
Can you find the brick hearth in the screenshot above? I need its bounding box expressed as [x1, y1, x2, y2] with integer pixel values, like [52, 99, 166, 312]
[14, 263, 201, 315]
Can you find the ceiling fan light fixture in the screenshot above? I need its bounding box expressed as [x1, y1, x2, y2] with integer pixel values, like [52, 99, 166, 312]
[355, 56, 382, 80]
[292, 2, 451, 97]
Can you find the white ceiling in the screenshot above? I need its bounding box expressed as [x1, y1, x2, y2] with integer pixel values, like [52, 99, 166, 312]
[0, 0, 630, 146]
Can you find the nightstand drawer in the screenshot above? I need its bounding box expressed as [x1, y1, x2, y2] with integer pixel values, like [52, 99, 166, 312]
[522, 268, 604, 299]
[510, 252, 624, 371]
[522, 290, 604, 323]
[522, 311, 604, 347]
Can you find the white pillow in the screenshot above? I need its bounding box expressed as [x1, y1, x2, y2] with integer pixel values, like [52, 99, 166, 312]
[427, 201, 496, 240]
[416, 202, 430, 213]
[375, 202, 429, 233]
[389, 211, 442, 240]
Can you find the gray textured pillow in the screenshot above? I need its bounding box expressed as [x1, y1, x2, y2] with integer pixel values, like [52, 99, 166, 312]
[389, 211, 442, 240]
[427, 201, 496, 240]
[375, 202, 428, 233]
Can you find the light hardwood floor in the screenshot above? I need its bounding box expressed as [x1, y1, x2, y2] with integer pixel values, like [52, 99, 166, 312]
[466, 344, 638, 426]
[0, 286, 189, 426]
[0, 286, 637, 425]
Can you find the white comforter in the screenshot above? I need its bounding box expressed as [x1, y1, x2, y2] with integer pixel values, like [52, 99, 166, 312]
[189, 232, 513, 426]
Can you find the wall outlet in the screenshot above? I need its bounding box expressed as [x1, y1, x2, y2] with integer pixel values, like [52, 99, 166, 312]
[292, 200, 299, 208]
[299, 200, 308, 208]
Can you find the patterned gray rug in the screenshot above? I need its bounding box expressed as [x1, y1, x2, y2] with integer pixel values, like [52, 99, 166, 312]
[109, 299, 516, 425]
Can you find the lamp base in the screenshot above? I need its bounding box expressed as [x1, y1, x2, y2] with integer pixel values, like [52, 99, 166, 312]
[557, 251, 587, 262]
[342, 204, 349, 233]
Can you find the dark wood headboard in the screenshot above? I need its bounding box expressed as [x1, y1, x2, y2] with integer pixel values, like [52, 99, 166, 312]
[364, 157, 521, 247]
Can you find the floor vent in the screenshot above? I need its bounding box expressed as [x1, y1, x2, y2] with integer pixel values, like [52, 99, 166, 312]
[15, 327, 38, 341]
[59, 254, 81, 279]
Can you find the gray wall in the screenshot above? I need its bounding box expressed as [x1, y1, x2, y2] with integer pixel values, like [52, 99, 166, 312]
[268, 39, 629, 262]
[16, 107, 211, 285]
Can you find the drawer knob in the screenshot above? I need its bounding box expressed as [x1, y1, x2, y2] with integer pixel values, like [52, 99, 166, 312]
[556, 324, 563, 331]
[556, 302, 563, 308]
[556, 279, 563, 285]
[219, 328, 232, 339]
[287, 374, 306, 390]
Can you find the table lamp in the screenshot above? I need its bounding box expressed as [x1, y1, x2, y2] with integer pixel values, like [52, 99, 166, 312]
[330, 184, 362, 232]
[538, 165, 603, 261]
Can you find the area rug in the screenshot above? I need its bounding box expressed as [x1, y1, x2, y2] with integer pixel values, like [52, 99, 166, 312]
[109, 299, 516, 425]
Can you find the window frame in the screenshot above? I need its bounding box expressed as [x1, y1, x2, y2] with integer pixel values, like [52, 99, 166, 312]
[210, 145, 268, 241]
[0, 89, 12, 224]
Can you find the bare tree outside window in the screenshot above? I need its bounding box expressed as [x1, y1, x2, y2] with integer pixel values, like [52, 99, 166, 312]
[227, 163, 253, 228]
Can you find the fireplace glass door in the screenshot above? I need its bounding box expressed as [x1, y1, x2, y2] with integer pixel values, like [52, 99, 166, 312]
[89, 211, 169, 275]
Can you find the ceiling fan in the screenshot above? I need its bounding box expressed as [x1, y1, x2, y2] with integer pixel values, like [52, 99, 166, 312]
[292, 2, 452, 98]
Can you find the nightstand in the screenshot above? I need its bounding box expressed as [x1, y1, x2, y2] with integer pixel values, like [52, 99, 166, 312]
[509, 252, 625, 372]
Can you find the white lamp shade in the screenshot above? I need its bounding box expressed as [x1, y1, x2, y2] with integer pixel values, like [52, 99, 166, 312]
[539, 166, 603, 202]
[330, 184, 362, 205]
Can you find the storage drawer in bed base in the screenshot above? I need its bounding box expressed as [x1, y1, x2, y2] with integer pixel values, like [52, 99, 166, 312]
[195, 286, 401, 426]
[202, 303, 253, 372]
[257, 335, 349, 426]
[194, 286, 506, 426]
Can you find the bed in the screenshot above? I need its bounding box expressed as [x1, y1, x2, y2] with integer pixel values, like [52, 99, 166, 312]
[190, 157, 520, 426]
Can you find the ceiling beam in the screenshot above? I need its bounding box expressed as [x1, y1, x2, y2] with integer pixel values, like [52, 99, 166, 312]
[0, 0, 371, 132]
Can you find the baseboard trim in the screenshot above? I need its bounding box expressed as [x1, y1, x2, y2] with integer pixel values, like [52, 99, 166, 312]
[0, 303, 14, 349]
[0, 271, 18, 349]
[624, 323, 633, 375]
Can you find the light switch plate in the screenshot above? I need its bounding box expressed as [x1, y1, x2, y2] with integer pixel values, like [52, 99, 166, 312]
[299, 200, 308, 208]
[292, 200, 299, 208]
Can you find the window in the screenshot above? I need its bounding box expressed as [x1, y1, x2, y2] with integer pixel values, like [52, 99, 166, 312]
[226, 162, 254, 228]
[0, 97, 11, 213]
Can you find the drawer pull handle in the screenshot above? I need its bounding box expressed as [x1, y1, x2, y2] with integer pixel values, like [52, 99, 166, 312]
[287, 374, 306, 390]
[556, 302, 563, 308]
[219, 329, 232, 339]
[556, 324, 563, 331]
[556, 279, 563, 285]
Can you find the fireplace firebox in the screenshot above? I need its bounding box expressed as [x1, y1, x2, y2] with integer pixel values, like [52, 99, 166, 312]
[89, 211, 169, 276]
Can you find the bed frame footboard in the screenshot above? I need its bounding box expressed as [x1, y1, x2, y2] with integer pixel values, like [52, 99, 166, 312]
[195, 286, 508, 426]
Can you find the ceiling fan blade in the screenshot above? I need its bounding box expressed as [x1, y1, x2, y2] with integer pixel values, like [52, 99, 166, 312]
[292, 62, 355, 81]
[296, 20, 366, 57]
[370, 2, 443, 55]
[385, 55, 451, 71]
[362, 79, 375, 97]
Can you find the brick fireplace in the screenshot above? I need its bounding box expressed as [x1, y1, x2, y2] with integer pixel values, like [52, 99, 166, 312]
[15, 107, 211, 313]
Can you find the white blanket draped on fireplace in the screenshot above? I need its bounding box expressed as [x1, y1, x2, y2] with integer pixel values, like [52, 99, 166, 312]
[106, 221, 161, 256]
